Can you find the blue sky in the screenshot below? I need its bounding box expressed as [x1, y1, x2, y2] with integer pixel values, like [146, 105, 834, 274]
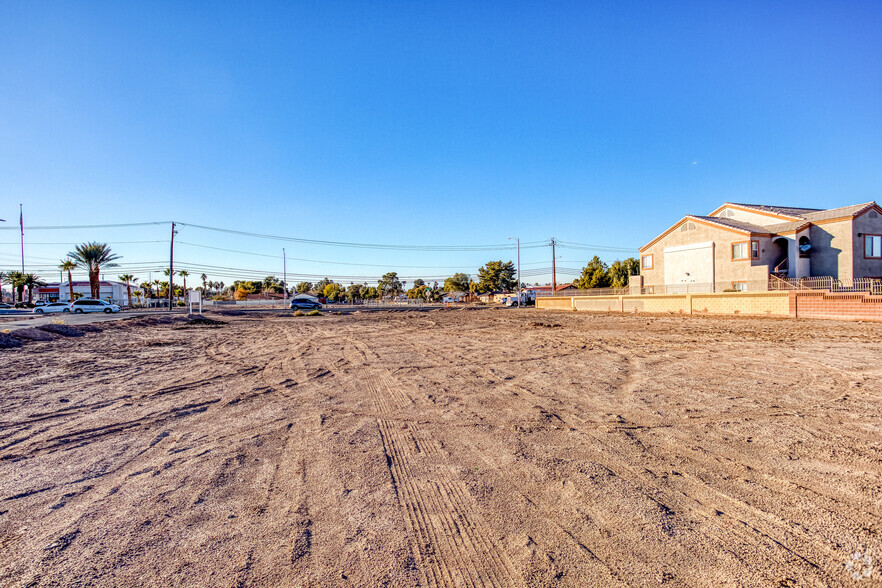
[1, 1, 880, 286]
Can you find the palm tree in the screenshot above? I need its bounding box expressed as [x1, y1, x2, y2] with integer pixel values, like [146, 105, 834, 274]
[201, 273, 208, 292]
[6, 271, 25, 304]
[119, 274, 137, 307]
[69, 243, 120, 299]
[179, 270, 189, 298]
[0, 271, 6, 303]
[59, 260, 77, 302]
[23, 274, 47, 305]
[133, 289, 143, 304]
[163, 269, 176, 302]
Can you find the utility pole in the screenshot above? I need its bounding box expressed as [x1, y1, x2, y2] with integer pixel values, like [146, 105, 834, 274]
[19, 204, 24, 273]
[169, 222, 176, 310]
[517, 237, 521, 307]
[283, 248, 287, 309]
[551, 237, 557, 295]
[509, 237, 521, 307]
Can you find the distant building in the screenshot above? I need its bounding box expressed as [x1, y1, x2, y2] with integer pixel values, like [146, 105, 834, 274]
[37, 281, 130, 305]
[638, 201, 882, 292]
[527, 284, 579, 295]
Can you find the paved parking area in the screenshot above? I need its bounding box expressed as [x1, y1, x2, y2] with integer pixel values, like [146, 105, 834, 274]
[0, 310, 184, 331]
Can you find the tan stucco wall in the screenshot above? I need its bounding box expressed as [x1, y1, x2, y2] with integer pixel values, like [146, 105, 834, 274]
[808, 220, 853, 278]
[537, 291, 790, 316]
[640, 221, 770, 289]
[852, 210, 882, 278]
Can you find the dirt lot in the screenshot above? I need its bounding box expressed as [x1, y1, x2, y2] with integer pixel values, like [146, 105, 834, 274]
[1, 309, 880, 587]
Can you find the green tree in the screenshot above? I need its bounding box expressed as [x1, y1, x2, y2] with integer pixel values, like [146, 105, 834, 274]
[6, 271, 25, 304]
[262, 275, 284, 294]
[23, 274, 46, 304]
[179, 269, 190, 295]
[346, 283, 364, 303]
[443, 273, 470, 293]
[378, 272, 403, 298]
[118, 274, 138, 307]
[607, 257, 640, 288]
[59, 260, 77, 302]
[575, 256, 610, 289]
[407, 284, 428, 299]
[362, 286, 378, 299]
[69, 242, 120, 299]
[323, 282, 344, 302]
[313, 278, 332, 295]
[296, 281, 313, 294]
[476, 261, 517, 293]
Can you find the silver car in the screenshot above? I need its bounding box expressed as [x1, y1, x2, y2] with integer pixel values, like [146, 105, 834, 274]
[69, 299, 121, 314]
[34, 302, 71, 314]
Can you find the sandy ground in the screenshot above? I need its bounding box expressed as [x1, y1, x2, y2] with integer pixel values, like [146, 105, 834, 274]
[1, 309, 880, 587]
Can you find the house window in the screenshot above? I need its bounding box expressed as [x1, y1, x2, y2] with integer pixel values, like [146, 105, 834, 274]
[732, 281, 748, 292]
[751, 241, 759, 260]
[641, 254, 653, 270]
[866, 235, 882, 259]
[731, 242, 749, 260]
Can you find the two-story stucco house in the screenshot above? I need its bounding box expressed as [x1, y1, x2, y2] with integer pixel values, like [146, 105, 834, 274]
[638, 201, 882, 292]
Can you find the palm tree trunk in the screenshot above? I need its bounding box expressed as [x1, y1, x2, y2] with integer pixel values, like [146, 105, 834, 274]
[127, 285, 132, 307]
[89, 269, 99, 299]
[67, 270, 75, 302]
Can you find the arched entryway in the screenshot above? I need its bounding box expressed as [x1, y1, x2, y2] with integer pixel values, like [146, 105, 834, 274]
[772, 238, 789, 276]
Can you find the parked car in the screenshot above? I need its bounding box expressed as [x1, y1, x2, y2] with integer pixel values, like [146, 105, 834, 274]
[0, 302, 11, 309]
[34, 302, 71, 314]
[34, 300, 49, 307]
[69, 299, 121, 314]
[290, 298, 322, 310]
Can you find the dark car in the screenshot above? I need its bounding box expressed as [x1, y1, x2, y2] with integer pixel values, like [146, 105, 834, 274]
[290, 298, 322, 310]
[0, 303, 11, 309]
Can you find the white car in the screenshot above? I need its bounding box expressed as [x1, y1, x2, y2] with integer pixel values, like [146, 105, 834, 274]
[34, 302, 71, 314]
[69, 299, 121, 314]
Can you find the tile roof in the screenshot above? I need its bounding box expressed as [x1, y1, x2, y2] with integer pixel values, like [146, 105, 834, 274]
[800, 202, 876, 222]
[726, 203, 823, 218]
[688, 215, 771, 233]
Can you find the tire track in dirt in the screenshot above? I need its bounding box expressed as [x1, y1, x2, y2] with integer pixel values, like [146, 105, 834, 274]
[348, 337, 520, 588]
[459, 349, 847, 585]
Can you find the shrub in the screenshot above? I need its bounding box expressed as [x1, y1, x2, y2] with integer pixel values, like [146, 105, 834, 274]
[293, 310, 304, 316]
[306, 310, 322, 316]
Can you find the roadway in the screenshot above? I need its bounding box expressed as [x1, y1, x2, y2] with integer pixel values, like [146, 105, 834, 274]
[0, 309, 185, 332]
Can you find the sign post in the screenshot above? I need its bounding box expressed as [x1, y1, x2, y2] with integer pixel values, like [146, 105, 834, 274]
[189, 289, 202, 314]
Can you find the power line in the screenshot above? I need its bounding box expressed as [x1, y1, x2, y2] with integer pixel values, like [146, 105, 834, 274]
[176, 241, 485, 270]
[175, 221, 549, 251]
[0, 221, 171, 231]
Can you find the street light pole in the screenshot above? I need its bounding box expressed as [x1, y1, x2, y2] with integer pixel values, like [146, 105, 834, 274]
[283, 248, 287, 309]
[509, 237, 521, 307]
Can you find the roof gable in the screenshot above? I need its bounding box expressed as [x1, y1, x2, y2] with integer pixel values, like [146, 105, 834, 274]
[639, 215, 760, 252]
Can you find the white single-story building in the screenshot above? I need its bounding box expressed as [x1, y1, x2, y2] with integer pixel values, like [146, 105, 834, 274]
[37, 281, 132, 305]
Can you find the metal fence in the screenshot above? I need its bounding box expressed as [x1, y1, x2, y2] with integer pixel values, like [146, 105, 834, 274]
[540, 276, 882, 297]
[768, 276, 882, 294]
